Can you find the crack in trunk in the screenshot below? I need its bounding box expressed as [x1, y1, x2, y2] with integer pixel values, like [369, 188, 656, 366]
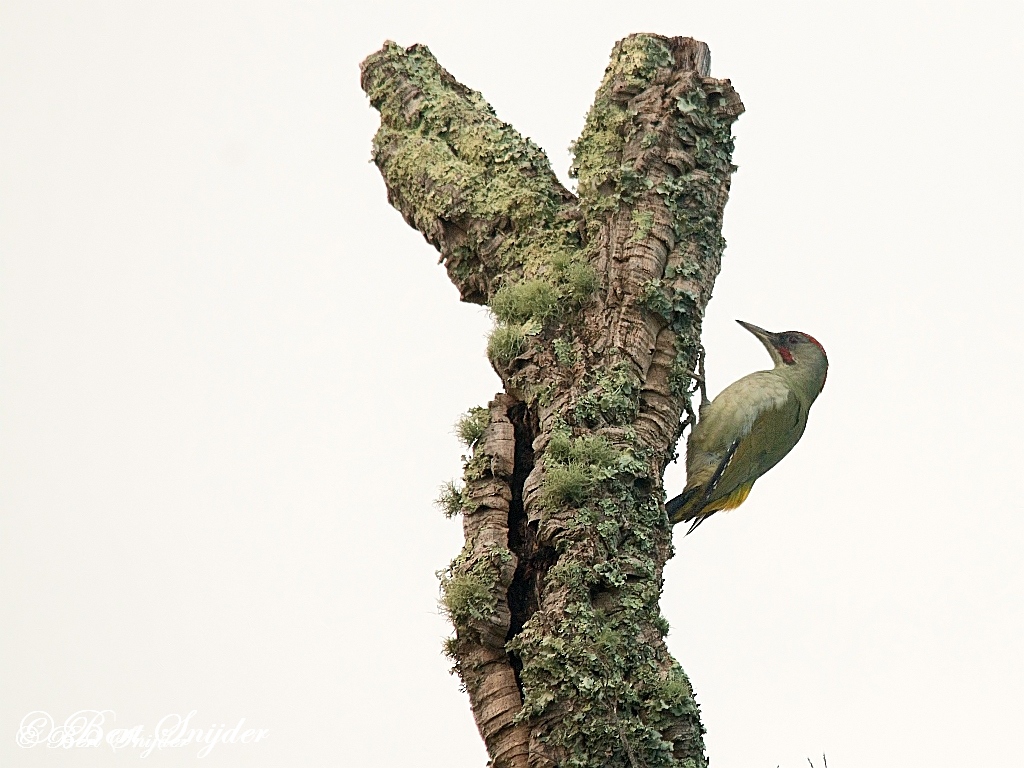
[505, 403, 555, 697]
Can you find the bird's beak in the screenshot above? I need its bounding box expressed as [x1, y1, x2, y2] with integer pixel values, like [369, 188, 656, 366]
[736, 320, 774, 342]
[736, 320, 781, 353]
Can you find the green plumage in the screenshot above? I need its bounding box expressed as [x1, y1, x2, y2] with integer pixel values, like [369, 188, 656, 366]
[667, 322, 828, 531]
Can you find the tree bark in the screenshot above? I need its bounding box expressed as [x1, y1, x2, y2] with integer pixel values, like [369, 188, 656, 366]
[361, 34, 743, 768]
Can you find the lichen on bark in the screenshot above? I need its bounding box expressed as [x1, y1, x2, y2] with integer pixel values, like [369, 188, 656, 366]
[361, 33, 743, 768]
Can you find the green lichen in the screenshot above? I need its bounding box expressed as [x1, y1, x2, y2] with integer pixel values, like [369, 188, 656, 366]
[551, 254, 599, 304]
[569, 92, 632, 218]
[462, 449, 491, 482]
[438, 544, 513, 629]
[542, 463, 594, 506]
[435, 480, 468, 518]
[455, 406, 490, 448]
[546, 430, 621, 470]
[512, 397, 704, 765]
[541, 430, 625, 507]
[553, 337, 578, 367]
[365, 44, 564, 226]
[510, 543, 705, 767]
[442, 635, 459, 661]
[439, 571, 495, 625]
[640, 278, 673, 318]
[570, 35, 675, 224]
[655, 668, 699, 718]
[640, 79, 738, 348]
[574, 360, 642, 427]
[567, 33, 741, 391]
[490, 278, 561, 324]
[614, 34, 675, 91]
[488, 253, 597, 331]
[527, 380, 556, 407]
[630, 209, 656, 243]
[487, 321, 538, 364]
[668, 349, 703, 399]
[364, 42, 583, 304]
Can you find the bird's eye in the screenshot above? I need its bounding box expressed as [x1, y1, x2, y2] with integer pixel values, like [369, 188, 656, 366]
[788, 335, 801, 345]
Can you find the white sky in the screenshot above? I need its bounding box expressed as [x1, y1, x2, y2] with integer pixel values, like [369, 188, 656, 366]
[1, 2, 1021, 767]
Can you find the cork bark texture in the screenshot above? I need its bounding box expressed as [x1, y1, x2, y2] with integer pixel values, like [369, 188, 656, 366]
[361, 34, 743, 768]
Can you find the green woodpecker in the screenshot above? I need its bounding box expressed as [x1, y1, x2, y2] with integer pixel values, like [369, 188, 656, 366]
[666, 320, 828, 533]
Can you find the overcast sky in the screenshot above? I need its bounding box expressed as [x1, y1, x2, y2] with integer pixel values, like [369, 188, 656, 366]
[2, 2, 1022, 767]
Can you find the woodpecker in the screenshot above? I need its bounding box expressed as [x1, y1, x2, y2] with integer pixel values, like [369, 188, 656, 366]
[667, 320, 828, 533]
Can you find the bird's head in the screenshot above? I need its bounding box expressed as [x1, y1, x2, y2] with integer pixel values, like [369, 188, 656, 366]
[737, 320, 828, 387]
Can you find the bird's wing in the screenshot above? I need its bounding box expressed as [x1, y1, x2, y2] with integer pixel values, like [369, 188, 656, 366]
[711, 387, 804, 504]
[685, 373, 803, 503]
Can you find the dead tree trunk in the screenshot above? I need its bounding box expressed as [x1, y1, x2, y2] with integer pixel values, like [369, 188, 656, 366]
[361, 34, 743, 768]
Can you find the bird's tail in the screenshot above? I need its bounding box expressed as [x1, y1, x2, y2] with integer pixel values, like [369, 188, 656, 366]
[668, 479, 755, 533]
[665, 486, 702, 525]
[667, 439, 742, 533]
[666, 488, 716, 534]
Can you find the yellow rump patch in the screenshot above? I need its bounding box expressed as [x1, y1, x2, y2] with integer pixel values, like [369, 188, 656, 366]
[706, 481, 753, 514]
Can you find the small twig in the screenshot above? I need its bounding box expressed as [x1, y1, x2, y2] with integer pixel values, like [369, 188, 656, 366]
[679, 345, 708, 437]
[680, 399, 696, 436]
[696, 344, 708, 407]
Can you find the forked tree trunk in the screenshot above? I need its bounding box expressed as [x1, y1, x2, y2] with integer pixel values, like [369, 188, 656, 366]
[361, 34, 743, 768]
